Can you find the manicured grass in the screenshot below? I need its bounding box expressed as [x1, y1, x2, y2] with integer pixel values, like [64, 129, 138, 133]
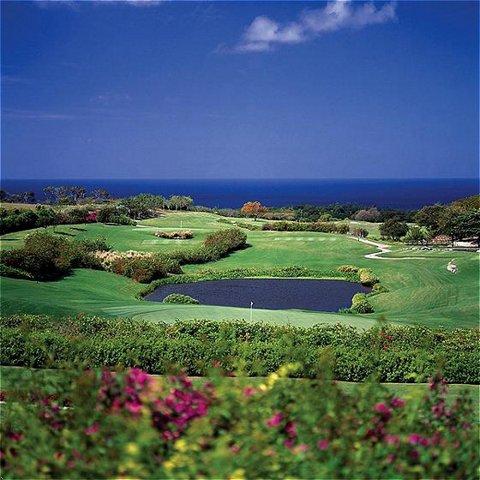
[1, 211, 478, 328]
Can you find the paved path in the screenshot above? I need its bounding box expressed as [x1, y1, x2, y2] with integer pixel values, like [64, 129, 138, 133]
[354, 237, 427, 260]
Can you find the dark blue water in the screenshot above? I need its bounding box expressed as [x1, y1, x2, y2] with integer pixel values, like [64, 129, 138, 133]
[1, 178, 478, 209]
[145, 278, 371, 312]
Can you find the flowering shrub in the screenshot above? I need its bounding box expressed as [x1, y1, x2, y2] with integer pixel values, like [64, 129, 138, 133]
[1, 366, 478, 478]
[154, 230, 193, 239]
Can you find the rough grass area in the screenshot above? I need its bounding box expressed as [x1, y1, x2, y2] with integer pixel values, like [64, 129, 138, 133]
[1, 211, 478, 328]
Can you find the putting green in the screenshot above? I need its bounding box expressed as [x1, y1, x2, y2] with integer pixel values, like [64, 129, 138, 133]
[0, 211, 478, 328]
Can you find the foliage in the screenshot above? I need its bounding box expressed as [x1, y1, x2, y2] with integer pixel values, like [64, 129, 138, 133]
[403, 225, 430, 244]
[262, 221, 349, 234]
[97, 205, 134, 225]
[351, 227, 369, 238]
[154, 230, 193, 239]
[241, 201, 267, 219]
[358, 268, 379, 286]
[163, 293, 200, 304]
[350, 293, 374, 313]
[353, 207, 381, 222]
[0, 232, 110, 281]
[167, 195, 194, 211]
[0, 231, 76, 280]
[120, 194, 165, 219]
[379, 219, 409, 240]
[1, 364, 477, 479]
[337, 264, 359, 273]
[2, 315, 479, 384]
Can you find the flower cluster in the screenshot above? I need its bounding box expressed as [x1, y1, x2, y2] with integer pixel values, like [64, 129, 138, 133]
[93, 250, 153, 271]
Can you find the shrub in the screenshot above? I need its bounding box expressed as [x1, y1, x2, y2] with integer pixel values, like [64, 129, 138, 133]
[337, 265, 359, 273]
[262, 221, 349, 234]
[2, 365, 476, 479]
[154, 230, 193, 239]
[163, 293, 199, 304]
[350, 293, 374, 313]
[111, 254, 182, 283]
[1, 315, 478, 384]
[203, 228, 247, 254]
[358, 268, 379, 286]
[0, 231, 75, 280]
[380, 219, 409, 240]
[371, 283, 390, 294]
[0, 263, 33, 280]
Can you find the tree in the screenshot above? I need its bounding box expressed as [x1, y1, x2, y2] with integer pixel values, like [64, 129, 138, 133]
[91, 189, 110, 202]
[441, 211, 480, 246]
[167, 195, 193, 211]
[351, 227, 369, 238]
[121, 194, 165, 219]
[0, 190, 7, 202]
[353, 207, 381, 222]
[403, 225, 429, 245]
[379, 219, 408, 240]
[414, 204, 446, 233]
[240, 201, 266, 220]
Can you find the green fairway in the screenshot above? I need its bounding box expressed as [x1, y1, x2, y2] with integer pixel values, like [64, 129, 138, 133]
[1, 211, 478, 328]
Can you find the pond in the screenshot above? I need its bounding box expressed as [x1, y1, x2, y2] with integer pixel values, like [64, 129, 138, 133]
[145, 278, 371, 312]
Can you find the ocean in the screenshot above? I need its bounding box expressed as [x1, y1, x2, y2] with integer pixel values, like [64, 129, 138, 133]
[1, 178, 478, 210]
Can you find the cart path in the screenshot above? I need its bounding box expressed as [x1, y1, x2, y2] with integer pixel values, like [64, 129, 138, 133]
[354, 237, 428, 260]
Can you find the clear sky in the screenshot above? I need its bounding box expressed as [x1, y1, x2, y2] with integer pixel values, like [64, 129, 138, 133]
[1, 0, 478, 179]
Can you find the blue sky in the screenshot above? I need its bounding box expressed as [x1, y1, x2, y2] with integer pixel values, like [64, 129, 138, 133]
[1, 0, 478, 179]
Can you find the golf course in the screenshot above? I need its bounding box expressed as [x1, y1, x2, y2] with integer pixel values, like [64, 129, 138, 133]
[1, 210, 478, 329]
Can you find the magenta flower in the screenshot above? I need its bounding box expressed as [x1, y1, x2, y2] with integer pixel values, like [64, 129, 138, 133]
[266, 412, 284, 428]
[243, 386, 256, 398]
[391, 397, 405, 408]
[284, 438, 295, 449]
[285, 421, 297, 438]
[408, 433, 429, 446]
[317, 439, 329, 451]
[374, 402, 392, 419]
[84, 422, 99, 436]
[384, 434, 399, 446]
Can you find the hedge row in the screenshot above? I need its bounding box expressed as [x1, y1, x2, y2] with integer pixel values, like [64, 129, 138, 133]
[262, 221, 349, 234]
[1, 315, 478, 384]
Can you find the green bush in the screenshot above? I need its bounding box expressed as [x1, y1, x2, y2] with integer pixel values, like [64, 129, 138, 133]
[358, 268, 379, 286]
[337, 264, 359, 273]
[163, 293, 199, 304]
[350, 293, 374, 313]
[262, 221, 349, 234]
[1, 315, 478, 384]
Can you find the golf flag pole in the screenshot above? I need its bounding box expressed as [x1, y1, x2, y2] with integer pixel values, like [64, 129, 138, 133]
[250, 301, 254, 322]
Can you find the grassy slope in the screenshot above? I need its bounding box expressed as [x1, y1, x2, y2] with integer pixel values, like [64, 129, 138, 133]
[1, 211, 478, 328]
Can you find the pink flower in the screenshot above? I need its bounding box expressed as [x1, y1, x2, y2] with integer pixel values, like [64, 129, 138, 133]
[317, 439, 329, 451]
[266, 412, 284, 428]
[125, 401, 142, 415]
[7, 432, 23, 442]
[243, 386, 256, 398]
[384, 434, 399, 446]
[374, 402, 392, 419]
[230, 444, 241, 454]
[408, 433, 429, 446]
[285, 421, 297, 438]
[284, 438, 295, 449]
[84, 422, 99, 436]
[390, 397, 405, 408]
[386, 453, 395, 464]
[295, 443, 309, 453]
